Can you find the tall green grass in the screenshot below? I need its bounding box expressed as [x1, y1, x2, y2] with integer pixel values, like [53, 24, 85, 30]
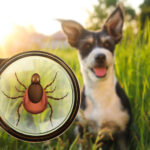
[0, 23, 150, 149]
[115, 24, 150, 150]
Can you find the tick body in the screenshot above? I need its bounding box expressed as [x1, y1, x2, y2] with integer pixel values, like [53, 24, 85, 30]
[23, 88, 48, 114]
[2, 73, 68, 126]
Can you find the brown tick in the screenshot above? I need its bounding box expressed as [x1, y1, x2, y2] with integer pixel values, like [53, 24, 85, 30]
[2, 72, 68, 126]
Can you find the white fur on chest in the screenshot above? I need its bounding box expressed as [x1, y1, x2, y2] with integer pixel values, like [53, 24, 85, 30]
[84, 74, 129, 132]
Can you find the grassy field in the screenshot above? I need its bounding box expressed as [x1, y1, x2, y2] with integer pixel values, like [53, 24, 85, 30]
[0, 24, 150, 150]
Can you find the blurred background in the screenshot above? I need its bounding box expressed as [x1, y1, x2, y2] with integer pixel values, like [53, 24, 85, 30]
[0, 0, 146, 57]
[0, 0, 150, 150]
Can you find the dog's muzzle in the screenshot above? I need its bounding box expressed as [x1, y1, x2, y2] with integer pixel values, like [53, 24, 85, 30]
[91, 54, 108, 78]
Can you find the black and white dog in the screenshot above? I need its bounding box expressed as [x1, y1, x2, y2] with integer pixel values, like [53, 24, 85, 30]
[59, 5, 131, 150]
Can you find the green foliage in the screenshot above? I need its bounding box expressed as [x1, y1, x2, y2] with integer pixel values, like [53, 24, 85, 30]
[115, 23, 150, 150]
[140, 0, 150, 28]
[86, 0, 136, 30]
[105, 0, 117, 7]
[125, 6, 136, 19]
[0, 22, 150, 149]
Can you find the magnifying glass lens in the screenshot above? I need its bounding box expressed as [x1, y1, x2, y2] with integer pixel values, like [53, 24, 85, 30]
[0, 51, 80, 142]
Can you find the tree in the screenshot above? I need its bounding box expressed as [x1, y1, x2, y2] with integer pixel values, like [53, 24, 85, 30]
[86, 0, 136, 30]
[140, 0, 150, 28]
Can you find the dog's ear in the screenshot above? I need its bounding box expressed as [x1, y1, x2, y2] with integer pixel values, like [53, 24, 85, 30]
[103, 4, 124, 43]
[58, 19, 84, 47]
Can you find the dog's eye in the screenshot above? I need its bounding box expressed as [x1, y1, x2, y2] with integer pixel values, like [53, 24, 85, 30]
[103, 41, 111, 48]
[83, 43, 92, 50]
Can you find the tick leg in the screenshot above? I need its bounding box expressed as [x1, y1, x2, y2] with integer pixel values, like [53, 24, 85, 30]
[46, 86, 56, 93]
[16, 102, 23, 126]
[15, 72, 27, 89]
[44, 72, 57, 90]
[15, 86, 25, 93]
[2, 91, 23, 99]
[47, 93, 68, 101]
[48, 102, 53, 126]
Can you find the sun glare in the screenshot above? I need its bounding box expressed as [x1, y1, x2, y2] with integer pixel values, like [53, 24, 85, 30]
[0, 0, 143, 42]
[0, 25, 13, 45]
[0, 0, 96, 43]
[0, 0, 97, 57]
[0, 0, 143, 57]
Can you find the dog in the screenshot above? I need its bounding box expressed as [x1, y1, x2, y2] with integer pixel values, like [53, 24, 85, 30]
[59, 5, 132, 150]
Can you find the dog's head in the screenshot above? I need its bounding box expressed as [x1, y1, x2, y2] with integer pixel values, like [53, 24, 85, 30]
[59, 5, 124, 81]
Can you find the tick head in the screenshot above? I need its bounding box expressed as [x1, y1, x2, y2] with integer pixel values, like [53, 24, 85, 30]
[31, 73, 40, 84]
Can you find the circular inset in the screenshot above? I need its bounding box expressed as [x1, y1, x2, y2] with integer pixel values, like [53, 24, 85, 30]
[0, 51, 80, 142]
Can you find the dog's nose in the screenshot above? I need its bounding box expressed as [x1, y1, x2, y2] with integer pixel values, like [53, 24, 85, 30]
[95, 54, 106, 63]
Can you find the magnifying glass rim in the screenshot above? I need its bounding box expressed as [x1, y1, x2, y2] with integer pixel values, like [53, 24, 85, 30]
[0, 50, 80, 142]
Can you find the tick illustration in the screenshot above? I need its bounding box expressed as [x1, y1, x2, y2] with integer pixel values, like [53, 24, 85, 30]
[2, 72, 68, 126]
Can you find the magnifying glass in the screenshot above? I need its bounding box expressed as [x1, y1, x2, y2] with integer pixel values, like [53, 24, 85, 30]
[0, 51, 80, 142]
